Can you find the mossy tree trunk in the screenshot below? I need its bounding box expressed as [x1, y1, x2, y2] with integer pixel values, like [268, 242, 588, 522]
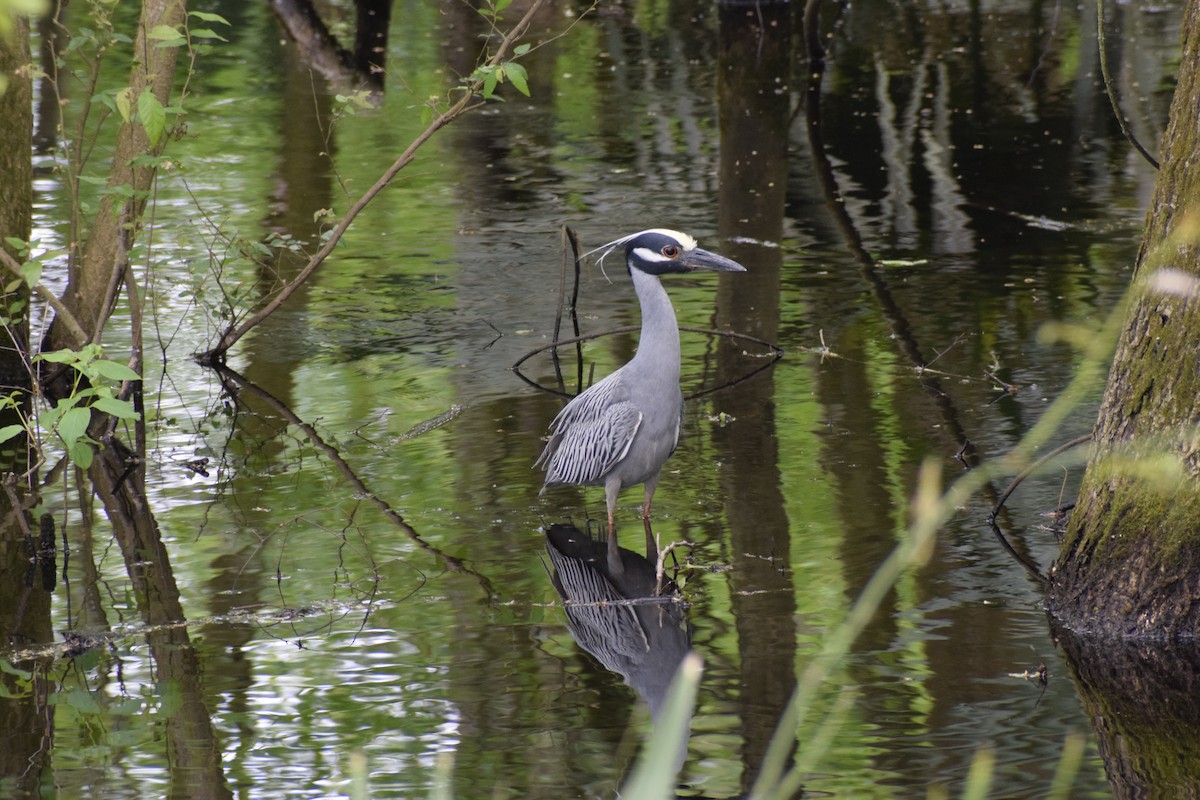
[1046, 0, 1200, 639]
[0, 13, 32, 389]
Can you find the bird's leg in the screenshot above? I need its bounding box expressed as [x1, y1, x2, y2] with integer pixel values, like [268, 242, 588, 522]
[642, 484, 659, 575]
[605, 486, 623, 576]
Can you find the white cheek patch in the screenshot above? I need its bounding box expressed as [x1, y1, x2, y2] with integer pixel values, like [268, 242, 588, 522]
[633, 246, 672, 263]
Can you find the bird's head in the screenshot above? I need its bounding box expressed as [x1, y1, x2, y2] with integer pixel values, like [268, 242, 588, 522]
[589, 229, 747, 277]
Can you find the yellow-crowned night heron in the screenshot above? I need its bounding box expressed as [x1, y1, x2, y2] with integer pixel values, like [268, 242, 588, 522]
[536, 229, 746, 566]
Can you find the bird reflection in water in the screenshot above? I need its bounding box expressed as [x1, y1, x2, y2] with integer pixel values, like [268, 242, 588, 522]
[544, 523, 692, 731]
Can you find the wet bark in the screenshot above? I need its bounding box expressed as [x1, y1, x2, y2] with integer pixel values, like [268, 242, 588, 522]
[1046, 0, 1200, 638]
[44, 0, 187, 360]
[1055, 626, 1200, 796]
[0, 13, 33, 388]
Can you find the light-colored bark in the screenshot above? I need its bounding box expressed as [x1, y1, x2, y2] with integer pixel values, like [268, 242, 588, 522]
[45, 0, 187, 357]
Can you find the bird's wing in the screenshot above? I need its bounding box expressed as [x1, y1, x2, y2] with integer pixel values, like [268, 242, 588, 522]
[537, 375, 643, 486]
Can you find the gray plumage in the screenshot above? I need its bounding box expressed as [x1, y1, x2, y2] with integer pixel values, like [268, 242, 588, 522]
[536, 229, 746, 565]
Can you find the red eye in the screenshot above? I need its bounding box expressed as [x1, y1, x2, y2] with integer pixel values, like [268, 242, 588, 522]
[662, 245, 679, 257]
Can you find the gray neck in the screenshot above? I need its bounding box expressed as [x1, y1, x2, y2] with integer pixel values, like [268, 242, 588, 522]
[628, 267, 680, 379]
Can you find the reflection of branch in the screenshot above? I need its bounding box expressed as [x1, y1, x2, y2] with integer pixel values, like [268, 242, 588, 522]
[801, 30, 1045, 570]
[214, 365, 497, 600]
[197, 0, 548, 365]
[511, 326, 783, 400]
[803, 44, 976, 458]
[1096, 0, 1159, 170]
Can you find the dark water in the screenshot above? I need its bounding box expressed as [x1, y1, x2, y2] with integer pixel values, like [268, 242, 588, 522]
[1, 0, 1185, 797]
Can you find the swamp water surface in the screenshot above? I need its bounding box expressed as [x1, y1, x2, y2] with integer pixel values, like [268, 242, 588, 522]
[1, 0, 1189, 797]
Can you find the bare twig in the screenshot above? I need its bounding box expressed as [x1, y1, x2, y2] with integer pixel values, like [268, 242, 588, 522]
[985, 432, 1093, 585]
[197, 0, 550, 365]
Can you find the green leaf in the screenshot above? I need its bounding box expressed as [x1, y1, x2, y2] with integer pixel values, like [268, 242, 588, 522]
[483, 71, 498, 99]
[115, 86, 134, 123]
[36, 348, 81, 365]
[148, 24, 182, 40]
[62, 687, 100, 715]
[69, 441, 94, 470]
[91, 359, 141, 382]
[57, 406, 91, 449]
[3, 236, 27, 253]
[92, 397, 140, 421]
[189, 28, 228, 41]
[19, 260, 41, 286]
[505, 62, 530, 96]
[189, 11, 230, 24]
[138, 90, 166, 146]
[148, 25, 186, 47]
[0, 658, 32, 681]
[514, 43, 530, 55]
[0, 424, 25, 445]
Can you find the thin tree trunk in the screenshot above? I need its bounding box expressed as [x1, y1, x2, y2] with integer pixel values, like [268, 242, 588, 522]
[1046, 0, 1200, 638]
[44, 0, 187, 358]
[0, 13, 33, 388]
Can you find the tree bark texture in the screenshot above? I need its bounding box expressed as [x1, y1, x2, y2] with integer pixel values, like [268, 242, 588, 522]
[1046, 0, 1200, 639]
[0, 14, 33, 388]
[45, 0, 187, 354]
[1055, 625, 1200, 796]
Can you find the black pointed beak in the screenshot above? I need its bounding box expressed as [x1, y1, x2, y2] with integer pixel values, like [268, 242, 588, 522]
[682, 247, 747, 273]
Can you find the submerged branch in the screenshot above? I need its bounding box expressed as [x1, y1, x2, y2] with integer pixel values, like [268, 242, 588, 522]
[215, 365, 498, 600]
[196, 0, 548, 365]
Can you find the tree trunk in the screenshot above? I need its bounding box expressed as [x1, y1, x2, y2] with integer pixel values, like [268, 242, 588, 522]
[0, 13, 32, 388]
[1046, 0, 1200, 638]
[44, 0, 187, 356]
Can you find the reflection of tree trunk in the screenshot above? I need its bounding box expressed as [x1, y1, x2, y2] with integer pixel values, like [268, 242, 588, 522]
[353, 0, 392, 81]
[0, 455, 50, 796]
[714, 3, 795, 792]
[90, 437, 232, 800]
[241, 38, 335, 404]
[33, 4, 70, 155]
[0, 21, 43, 786]
[1055, 625, 1200, 796]
[0, 12, 32, 386]
[1047, 0, 1200, 638]
[271, 0, 390, 92]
